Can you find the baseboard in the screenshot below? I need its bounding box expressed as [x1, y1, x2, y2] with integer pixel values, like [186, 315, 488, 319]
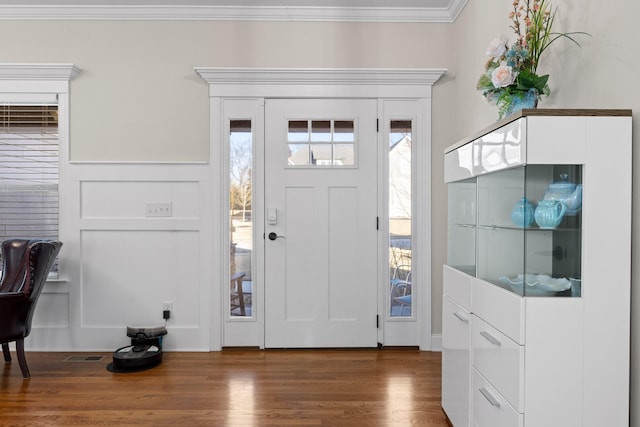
[431, 334, 442, 352]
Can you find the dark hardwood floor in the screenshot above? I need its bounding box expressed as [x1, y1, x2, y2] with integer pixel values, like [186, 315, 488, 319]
[0, 348, 450, 426]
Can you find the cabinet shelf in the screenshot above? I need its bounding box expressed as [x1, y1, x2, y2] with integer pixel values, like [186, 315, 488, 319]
[453, 222, 580, 233]
[476, 224, 580, 232]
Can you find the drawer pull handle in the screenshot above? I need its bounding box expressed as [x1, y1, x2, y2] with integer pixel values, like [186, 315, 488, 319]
[453, 312, 469, 323]
[480, 331, 502, 346]
[479, 387, 501, 408]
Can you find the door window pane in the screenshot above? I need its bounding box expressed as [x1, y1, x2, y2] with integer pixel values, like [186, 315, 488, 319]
[310, 144, 332, 165]
[311, 120, 331, 142]
[389, 120, 412, 317]
[288, 120, 309, 142]
[229, 119, 253, 317]
[333, 144, 355, 166]
[334, 120, 354, 142]
[288, 144, 310, 166]
[287, 119, 355, 167]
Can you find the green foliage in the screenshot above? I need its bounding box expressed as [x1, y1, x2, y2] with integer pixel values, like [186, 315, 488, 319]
[515, 70, 549, 95]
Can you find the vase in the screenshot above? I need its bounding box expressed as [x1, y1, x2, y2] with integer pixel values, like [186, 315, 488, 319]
[502, 88, 539, 118]
[534, 199, 566, 229]
[511, 197, 534, 227]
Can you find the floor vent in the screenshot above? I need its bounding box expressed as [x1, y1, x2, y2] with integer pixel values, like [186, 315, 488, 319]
[63, 355, 106, 362]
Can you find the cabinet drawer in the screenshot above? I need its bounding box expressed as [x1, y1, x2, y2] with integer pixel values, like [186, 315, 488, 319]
[442, 296, 471, 427]
[472, 315, 524, 412]
[472, 369, 523, 427]
[443, 264, 472, 310]
[472, 278, 525, 344]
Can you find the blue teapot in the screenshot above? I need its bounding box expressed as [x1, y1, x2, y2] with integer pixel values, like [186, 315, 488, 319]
[534, 200, 566, 229]
[543, 174, 582, 216]
[511, 197, 534, 227]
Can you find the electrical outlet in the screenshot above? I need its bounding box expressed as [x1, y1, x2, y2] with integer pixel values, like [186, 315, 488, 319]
[146, 202, 172, 217]
[162, 301, 173, 320]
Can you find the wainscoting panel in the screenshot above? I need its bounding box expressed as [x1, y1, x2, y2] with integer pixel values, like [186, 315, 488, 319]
[33, 291, 70, 328]
[26, 163, 214, 352]
[80, 181, 200, 219]
[80, 230, 200, 328]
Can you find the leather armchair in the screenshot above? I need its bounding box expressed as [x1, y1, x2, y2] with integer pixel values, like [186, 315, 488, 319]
[0, 239, 62, 378]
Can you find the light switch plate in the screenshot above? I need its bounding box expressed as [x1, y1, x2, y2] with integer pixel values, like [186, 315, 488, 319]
[145, 202, 172, 217]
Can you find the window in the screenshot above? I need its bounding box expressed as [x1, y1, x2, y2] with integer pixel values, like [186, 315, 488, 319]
[389, 120, 412, 317]
[229, 119, 253, 317]
[287, 119, 355, 166]
[0, 102, 59, 271]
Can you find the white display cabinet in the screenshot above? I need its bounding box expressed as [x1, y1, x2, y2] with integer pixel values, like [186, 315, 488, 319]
[441, 110, 632, 427]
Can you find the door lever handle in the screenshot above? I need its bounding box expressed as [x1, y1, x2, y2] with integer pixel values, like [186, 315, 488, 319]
[480, 330, 502, 346]
[268, 232, 285, 241]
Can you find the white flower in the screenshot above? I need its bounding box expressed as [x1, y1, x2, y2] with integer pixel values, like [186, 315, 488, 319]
[491, 63, 516, 88]
[486, 36, 508, 60]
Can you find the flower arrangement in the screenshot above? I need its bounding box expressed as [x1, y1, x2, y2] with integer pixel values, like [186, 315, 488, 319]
[477, 0, 588, 118]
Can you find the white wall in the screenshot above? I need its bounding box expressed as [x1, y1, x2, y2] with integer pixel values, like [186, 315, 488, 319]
[449, 1, 640, 425]
[0, 19, 454, 351]
[0, 20, 454, 161]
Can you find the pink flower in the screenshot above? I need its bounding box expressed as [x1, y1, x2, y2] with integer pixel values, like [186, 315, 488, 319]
[491, 63, 517, 88]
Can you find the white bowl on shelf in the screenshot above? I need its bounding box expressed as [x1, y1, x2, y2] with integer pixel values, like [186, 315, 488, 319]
[499, 274, 571, 297]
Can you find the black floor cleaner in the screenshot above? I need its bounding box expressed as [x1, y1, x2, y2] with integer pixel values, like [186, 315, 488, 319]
[107, 326, 167, 373]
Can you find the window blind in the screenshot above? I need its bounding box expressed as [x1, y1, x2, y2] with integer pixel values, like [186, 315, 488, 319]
[0, 104, 59, 241]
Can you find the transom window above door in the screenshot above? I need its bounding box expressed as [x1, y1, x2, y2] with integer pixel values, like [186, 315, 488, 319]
[287, 119, 355, 167]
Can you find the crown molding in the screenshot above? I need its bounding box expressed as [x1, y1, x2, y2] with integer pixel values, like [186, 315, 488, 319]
[0, 63, 80, 81]
[0, 1, 468, 22]
[195, 67, 446, 85]
[445, 0, 468, 21]
[194, 67, 447, 98]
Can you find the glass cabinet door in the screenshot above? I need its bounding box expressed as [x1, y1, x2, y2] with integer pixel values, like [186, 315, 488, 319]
[447, 178, 477, 277]
[525, 165, 582, 297]
[473, 164, 582, 297]
[476, 167, 526, 289]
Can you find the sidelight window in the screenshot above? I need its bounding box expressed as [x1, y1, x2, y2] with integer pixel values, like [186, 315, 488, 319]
[229, 119, 253, 317]
[389, 120, 412, 317]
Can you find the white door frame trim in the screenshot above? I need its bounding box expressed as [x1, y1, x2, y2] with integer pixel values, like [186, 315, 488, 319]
[196, 67, 445, 351]
[195, 68, 445, 98]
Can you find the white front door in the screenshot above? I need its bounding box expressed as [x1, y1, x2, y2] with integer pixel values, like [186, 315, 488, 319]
[264, 98, 378, 348]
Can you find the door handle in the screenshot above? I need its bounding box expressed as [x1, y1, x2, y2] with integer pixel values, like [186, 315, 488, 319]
[480, 330, 502, 346]
[453, 311, 469, 323]
[268, 232, 285, 241]
[478, 387, 501, 408]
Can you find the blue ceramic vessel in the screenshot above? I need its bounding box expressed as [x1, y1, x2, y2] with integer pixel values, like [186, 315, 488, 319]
[511, 197, 535, 227]
[534, 199, 566, 229]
